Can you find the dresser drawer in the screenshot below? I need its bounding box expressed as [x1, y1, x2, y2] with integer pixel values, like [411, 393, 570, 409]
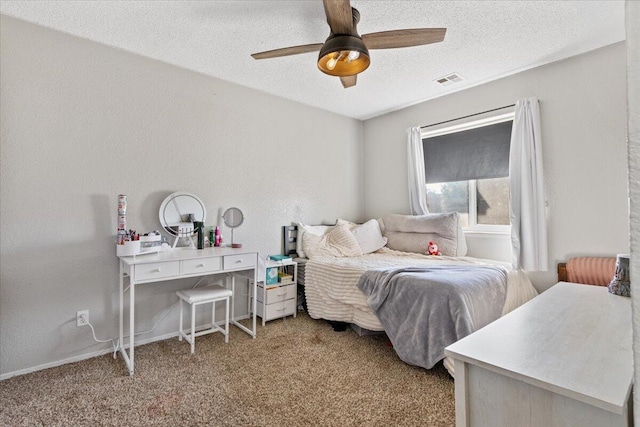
[256, 284, 296, 305]
[182, 257, 222, 275]
[255, 298, 296, 321]
[134, 261, 180, 281]
[224, 254, 256, 270]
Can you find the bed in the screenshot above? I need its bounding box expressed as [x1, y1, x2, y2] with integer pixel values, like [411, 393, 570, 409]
[305, 249, 536, 328]
[287, 214, 539, 375]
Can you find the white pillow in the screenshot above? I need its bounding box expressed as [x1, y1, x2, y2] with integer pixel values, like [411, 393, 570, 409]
[336, 218, 357, 228]
[302, 225, 363, 259]
[336, 218, 388, 254]
[351, 219, 387, 254]
[296, 223, 334, 258]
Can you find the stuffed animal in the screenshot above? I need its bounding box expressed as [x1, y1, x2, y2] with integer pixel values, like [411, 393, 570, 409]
[427, 241, 441, 256]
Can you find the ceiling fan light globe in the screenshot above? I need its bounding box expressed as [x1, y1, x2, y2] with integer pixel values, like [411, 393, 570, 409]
[318, 35, 370, 77]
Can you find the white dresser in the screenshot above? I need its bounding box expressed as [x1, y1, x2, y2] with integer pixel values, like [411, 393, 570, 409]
[445, 281, 633, 427]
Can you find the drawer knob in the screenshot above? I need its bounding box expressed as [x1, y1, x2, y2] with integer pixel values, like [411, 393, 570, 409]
[276, 308, 285, 312]
[276, 292, 286, 296]
[152, 268, 161, 273]
[235, 260, 242, 264]
[197, 264, 205, 268]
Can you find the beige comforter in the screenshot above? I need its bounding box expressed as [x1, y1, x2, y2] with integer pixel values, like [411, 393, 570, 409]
[304, 247, 538, 331]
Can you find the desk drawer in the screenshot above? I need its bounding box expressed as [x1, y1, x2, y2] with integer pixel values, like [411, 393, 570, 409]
[182, 257, 222, 275]
[134, 261, 179, 281]
[224, 254, 256, 270]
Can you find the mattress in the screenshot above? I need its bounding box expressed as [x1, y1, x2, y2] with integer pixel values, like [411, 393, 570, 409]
[304, 247, 538, 331]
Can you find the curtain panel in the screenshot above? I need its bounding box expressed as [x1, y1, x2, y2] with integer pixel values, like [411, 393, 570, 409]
[407, 126, 429, 215]
[509, 97, 548, 271]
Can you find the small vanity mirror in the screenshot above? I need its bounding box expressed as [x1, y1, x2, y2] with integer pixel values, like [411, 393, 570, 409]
[222, 207, 244, 248]
[159, 192, 206, 248]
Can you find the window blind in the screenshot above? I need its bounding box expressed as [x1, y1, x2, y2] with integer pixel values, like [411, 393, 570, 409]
[422, 121, 512, 183]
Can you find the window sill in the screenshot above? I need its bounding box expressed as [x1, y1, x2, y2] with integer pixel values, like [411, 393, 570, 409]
[463, 230, 511, 238]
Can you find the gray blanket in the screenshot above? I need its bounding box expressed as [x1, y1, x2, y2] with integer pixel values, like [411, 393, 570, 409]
[357, 265, 507, 369]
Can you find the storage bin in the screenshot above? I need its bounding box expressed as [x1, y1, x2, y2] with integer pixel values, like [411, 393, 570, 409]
[116, 240, 141, 256]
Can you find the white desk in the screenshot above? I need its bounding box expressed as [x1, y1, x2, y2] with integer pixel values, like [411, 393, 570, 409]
[118, 247, 258, 375]
[445, 282, 633, 427]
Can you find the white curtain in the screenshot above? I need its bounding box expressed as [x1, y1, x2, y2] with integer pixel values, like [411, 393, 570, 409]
[407, 126, 429, 215]
[509, 97, 548, 271]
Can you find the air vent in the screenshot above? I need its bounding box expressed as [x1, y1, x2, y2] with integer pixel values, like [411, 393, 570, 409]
[435, 73, 464, 86]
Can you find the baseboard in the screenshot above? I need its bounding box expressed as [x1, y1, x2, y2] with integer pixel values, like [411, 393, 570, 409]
[0, 331, 177, 381]
[0, 315, 252, 381]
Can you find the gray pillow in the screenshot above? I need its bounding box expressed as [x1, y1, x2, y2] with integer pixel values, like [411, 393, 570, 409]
[382, 213, 467, 257]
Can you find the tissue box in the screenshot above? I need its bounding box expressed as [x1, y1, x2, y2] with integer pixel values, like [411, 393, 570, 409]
[266, 267, 279, 285]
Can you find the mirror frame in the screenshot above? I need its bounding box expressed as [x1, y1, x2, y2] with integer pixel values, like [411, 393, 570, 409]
[158, 192, 207, 236]
[222, 207, 244, 228]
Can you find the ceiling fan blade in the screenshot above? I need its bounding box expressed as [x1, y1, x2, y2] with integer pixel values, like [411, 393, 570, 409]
[323, 0, 354, 35]
[362, 28, 446, 50]
[340, 75, 357, 88]
[252, 43, 323, 60]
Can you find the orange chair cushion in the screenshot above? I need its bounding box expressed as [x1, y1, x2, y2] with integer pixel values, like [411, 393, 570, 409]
[566, 257, 616, 286]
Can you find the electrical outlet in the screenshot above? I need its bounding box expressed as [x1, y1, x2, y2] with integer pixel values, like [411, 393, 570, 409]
[77, 310, 89, 327]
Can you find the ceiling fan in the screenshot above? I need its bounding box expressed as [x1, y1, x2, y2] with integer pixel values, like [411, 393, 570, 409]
[251, 0, 446, 88]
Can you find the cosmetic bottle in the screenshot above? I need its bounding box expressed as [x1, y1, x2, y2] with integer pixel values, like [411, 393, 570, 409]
[193, 221, 204, 250]
[214, 226, 221, 247]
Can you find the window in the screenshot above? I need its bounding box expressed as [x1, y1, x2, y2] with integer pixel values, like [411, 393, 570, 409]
[426, 177, 510, 230]
[422, 112, 514, 233]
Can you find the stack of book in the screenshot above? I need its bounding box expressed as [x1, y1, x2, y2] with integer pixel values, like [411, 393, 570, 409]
[268, 254, 291, 262]
[278, 272, 293, 285]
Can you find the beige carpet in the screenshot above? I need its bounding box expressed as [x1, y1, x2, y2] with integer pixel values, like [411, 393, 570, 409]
[0, 313, 455, 426]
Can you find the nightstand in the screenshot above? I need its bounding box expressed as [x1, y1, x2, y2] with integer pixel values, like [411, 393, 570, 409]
[252, 259, 298, 325]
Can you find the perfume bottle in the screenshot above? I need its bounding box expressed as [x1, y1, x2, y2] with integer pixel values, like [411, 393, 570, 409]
[214, 226, 221, 247]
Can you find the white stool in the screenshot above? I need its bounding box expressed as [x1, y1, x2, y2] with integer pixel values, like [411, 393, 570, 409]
[177, 285, 233, 354]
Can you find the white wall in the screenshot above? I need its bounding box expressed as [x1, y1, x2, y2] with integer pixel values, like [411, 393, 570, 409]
[627, 1, 640, 424]
[0, 16, 364, 377]
[363, 43, 629, 291]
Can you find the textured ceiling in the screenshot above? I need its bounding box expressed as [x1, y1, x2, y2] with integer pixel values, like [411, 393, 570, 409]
[0, 1, 626, 120]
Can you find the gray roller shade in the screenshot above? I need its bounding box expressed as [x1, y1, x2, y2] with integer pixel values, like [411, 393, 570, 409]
[423, 121, 512, 183]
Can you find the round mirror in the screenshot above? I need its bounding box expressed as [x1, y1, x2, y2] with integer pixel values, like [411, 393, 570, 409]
[222, 207, 244, 247]
[159, 192, 206, 237]
[222, 207, 244, 228]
